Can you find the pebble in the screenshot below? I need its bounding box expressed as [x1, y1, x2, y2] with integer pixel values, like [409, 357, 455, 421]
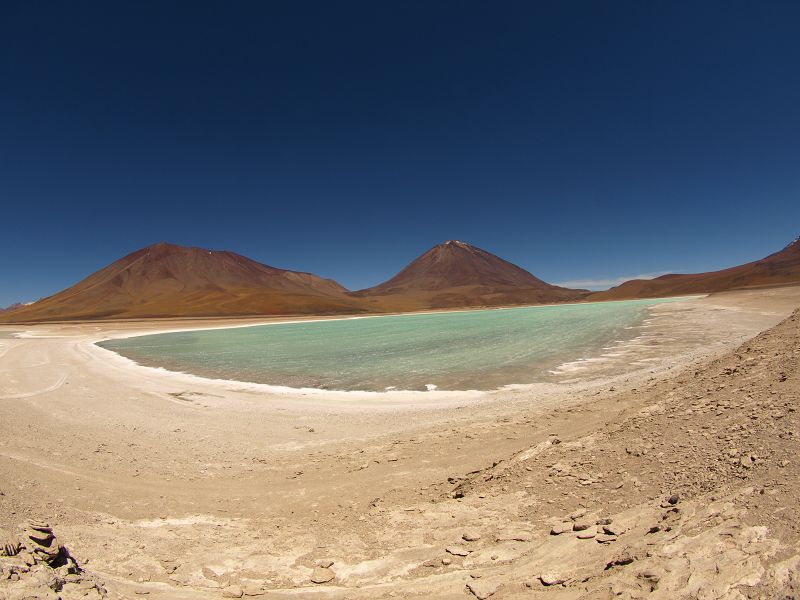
[463, 531, 482, 542]
[242, 583, 264, 596]
[550, 523, 572, 535]
[466, 580, 499, 599]
[539, 572, 565, 586]
[222, 585, 244, 598]
[569, 508, 588, 520]
[310, 567, 335, 584]
[446, 545, 471, 556]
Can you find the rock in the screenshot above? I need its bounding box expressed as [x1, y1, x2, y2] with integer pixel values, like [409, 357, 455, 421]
[606, 553, 636, 569]
[603, 524, 626, 536]
[314, 559, 334, 568]
[159, 559, 179, 574]
[550, 523, 572, 535]
[445, 545, 471, 556]
[242, 583, 265, 596]
[8, 583, 60, 600]
[577, 531, 596, 539]
[1, 528, 21, 557]
[573, 521, 591, 531]
[441, 556, 452, 565]
[222, 584, 244, 598]
[569, 508, 588, 520]
[495, 531, 532, 542]
[667, 493, 680, 505]
[539, 572, 566, 586]
[596, 534, 618, 544]
[21, 522, 61, 565]
[466, 580, 499, 599]
[462, 531, 481, 542]
[639, 569, 661, 583]
[310, 567, 335, 584]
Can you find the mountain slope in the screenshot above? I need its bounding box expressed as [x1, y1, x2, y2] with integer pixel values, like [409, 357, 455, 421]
[590, 236, 800, 301]
[0, 243, 363, 322]
[0, 303, 24, 313]
[355, 240, 589, 310]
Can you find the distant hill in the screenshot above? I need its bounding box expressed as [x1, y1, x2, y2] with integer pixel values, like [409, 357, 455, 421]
[590, 236, 800, 301]
[0, 242, 364, 322]
[0, 302, 25, 313]
[354, 240, 589, 310]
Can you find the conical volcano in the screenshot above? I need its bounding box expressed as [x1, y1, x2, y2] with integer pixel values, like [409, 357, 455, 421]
[355, 240, 589, 310]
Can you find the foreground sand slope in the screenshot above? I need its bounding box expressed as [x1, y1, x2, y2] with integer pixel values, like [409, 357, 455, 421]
[1, 287, 799, 599]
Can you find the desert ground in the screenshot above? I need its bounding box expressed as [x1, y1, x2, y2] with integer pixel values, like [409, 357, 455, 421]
[2, 286, 800, 599]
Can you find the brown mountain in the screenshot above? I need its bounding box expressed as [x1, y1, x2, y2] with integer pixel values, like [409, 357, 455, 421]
[590, 236, 800, 301]
[0, 242, 364, 322]
[0, 302, 25, 313]
[354, 240, 589, 310]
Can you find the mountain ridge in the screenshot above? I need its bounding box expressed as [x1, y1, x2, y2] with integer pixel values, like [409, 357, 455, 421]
[589, 236, 800, 301]
[3, 236, 799, 322]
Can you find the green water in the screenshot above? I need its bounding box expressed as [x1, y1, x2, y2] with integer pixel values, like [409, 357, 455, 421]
[100, 299, 683, 392]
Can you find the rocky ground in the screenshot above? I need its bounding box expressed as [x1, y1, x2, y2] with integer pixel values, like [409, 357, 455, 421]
[0, 522, 107, 600]
[1, 289, 799, 599]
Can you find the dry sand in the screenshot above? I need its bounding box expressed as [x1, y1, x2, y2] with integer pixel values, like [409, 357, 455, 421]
[1, 286, 800, 599]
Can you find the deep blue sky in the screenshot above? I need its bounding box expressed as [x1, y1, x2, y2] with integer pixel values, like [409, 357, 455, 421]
[2, 1, 799, 305]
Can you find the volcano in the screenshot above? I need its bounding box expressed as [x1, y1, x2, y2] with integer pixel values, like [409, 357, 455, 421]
[355, 240, 589, 310]
[1, 242, 363, 322]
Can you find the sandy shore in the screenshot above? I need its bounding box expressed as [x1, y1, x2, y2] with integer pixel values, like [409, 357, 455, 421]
[1, 286, 800, 599]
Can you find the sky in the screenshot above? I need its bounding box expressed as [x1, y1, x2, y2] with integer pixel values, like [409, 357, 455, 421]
[1, 1, 799, 305]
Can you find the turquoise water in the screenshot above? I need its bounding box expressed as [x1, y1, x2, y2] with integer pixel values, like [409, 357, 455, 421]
[100, 299, 682, 392]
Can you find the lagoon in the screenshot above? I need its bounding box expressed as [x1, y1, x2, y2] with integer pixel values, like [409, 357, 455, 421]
[100, 299, 682, 392]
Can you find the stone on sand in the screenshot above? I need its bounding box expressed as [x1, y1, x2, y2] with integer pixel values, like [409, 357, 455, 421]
[222, 584, 243, 598]
[310, 567, 335, 584]
[539, 572, 566, 586]
[466, 580, 499, 599]
[550, 522, 572, 535]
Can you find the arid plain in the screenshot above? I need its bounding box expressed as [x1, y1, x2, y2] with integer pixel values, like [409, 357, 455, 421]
[2, 285, 800, 599]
